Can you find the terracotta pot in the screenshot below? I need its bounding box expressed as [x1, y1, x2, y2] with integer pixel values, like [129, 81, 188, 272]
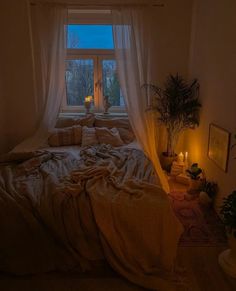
[218, 230, 236, 278]
[188, 179, 202, 193]
[159, 152, 177, 172]
[199, 191, 213, 206]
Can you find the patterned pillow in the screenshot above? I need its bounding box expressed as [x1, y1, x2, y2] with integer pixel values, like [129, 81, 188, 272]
[81, 126, 99, 147]
[117, 127, 135, 144]
[48, 125, 82, 147]
[96, 127, 124, 147]
[55, 114, 95, 128]
[55, 117, 76, 128]
[94, 117, 134, 144]
[75, 114, 95, 127]
[94, 117, 131, 129]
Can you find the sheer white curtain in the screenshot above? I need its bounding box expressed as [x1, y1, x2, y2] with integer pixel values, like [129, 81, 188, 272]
[112, 8, 169, 193]
[13, 4, 67, 152]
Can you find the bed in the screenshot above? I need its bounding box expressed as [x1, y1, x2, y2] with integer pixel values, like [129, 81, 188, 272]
[0, 116, 183, 290]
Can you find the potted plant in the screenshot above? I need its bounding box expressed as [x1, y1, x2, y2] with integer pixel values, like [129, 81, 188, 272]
[218, 190, 236, 278]
[186, 163, 203, 193]
[199, 180, 218, 206]
[144, 74, 201, 171]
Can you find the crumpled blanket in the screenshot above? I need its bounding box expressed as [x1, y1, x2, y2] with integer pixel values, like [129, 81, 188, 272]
[0, 145, 183, 290]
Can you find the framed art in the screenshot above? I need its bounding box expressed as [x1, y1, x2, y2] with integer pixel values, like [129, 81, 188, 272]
[207, 123, 231, 172]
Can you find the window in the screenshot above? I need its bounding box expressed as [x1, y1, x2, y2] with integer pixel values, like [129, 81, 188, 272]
[67, 25, 114, 49]
[62, 10, 125, 113]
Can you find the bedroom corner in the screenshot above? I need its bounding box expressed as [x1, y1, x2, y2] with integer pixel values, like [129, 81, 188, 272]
[0, 0, 236, 290]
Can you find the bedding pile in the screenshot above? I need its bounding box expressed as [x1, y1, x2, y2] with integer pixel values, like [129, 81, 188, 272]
[0, 145, 183, 290]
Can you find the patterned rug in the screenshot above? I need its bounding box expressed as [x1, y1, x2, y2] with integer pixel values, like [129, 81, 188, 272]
[169, 191, 227, 247]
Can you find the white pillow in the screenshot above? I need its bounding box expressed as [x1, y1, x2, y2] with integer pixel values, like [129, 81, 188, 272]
[81, 126, 99, 147]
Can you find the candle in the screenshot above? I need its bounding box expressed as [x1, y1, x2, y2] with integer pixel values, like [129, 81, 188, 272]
[85, 96, 92, 103]
[178, 152, 184, 163]
[184, 151, 189, 167]
[84, 96, 93, 114]
[185, 152, 188, 161]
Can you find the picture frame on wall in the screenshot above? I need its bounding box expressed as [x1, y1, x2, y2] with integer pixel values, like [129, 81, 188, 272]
[207, 123, 231, 172]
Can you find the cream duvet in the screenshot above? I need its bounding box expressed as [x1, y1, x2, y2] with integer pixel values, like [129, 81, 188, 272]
[0, 145, 183, 290]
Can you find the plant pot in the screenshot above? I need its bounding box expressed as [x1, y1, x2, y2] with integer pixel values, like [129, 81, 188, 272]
[199, 191, 213, 206]
[159, 152, 177, 172]
[218, 230, 236, 278]
[188, 179, 202, 194]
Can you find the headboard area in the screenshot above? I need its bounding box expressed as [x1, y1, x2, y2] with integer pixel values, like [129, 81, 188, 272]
[55, 114, 135, 144]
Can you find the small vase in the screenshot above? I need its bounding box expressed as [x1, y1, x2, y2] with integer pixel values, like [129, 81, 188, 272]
[188, 179, 202, 193]
[218, 231, 236, 278]
[199, 191, 213, 206]
[84, 101, 91, 114]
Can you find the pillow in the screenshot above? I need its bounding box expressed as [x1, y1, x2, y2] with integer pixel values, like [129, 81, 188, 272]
[96, 127, 124, 147]
[94, 117, 135, 143]
[94, 117, 131, 129]
[81, 126, 99, 147]
[117, 127, 135, 144]
[55, 117, 76, 128]
[55, 114, 95, 128]
[48, 125, 82, 147]
[75, 114, 95, 127]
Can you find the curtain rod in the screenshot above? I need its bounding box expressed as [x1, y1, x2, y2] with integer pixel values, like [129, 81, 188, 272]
[30, 2, 164, 7]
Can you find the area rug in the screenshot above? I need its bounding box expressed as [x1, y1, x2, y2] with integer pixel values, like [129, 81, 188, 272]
[169, 191, 227, 247]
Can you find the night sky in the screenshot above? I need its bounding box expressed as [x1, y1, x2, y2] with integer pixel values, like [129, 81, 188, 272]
[67, 25, 114, 49]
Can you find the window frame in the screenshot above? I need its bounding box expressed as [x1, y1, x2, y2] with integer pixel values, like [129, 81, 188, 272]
[62, 10, 126, 114]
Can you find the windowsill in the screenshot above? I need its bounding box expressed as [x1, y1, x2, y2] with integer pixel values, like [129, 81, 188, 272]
[59, 112, 128, 118]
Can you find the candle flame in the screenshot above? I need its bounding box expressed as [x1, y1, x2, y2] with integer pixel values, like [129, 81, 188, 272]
[178, 152, 184, 162]
[85, 96, 93, 102]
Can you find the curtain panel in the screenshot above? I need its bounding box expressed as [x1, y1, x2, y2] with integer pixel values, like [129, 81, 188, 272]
[112, 8, 169, 194]
[13, 3, 67, 151]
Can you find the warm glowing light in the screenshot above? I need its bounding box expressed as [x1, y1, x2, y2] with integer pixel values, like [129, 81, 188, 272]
[85, 96, 93, 102]
[178, 152, 184, 163]
[184, 151, 188, 161]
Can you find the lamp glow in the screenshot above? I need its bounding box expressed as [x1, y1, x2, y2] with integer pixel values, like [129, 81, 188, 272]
[185, 152, 188, 162]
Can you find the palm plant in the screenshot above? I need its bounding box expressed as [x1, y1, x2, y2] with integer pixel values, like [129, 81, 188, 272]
[144, 74, 201, 157]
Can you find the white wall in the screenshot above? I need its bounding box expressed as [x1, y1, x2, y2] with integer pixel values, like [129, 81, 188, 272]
[187, 0, 236, 211]
[146, 0, 194, 155]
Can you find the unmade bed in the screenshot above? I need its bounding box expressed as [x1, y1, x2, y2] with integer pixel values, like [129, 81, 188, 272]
[0, 118, 183, 290]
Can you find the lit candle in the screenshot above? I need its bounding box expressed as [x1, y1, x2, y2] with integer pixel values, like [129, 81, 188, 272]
[184, 151, 188, 162]
[178, 152, 184, 163]
[85, 96, 92, 103]
[84, 96, 93, 114]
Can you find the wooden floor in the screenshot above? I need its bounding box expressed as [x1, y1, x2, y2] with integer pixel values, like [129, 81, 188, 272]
[171, 178, 236, 291]
[0, 180, 236, 291]
[177, 246, 236, 291]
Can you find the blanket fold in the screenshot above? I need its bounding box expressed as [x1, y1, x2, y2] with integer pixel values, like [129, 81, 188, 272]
[0, 145, 183, 290]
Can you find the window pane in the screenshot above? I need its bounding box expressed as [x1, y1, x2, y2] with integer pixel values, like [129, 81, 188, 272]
[65, 59, 94, 106]
[102, 60, 124, 106]
[67, 25, 114, 49]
